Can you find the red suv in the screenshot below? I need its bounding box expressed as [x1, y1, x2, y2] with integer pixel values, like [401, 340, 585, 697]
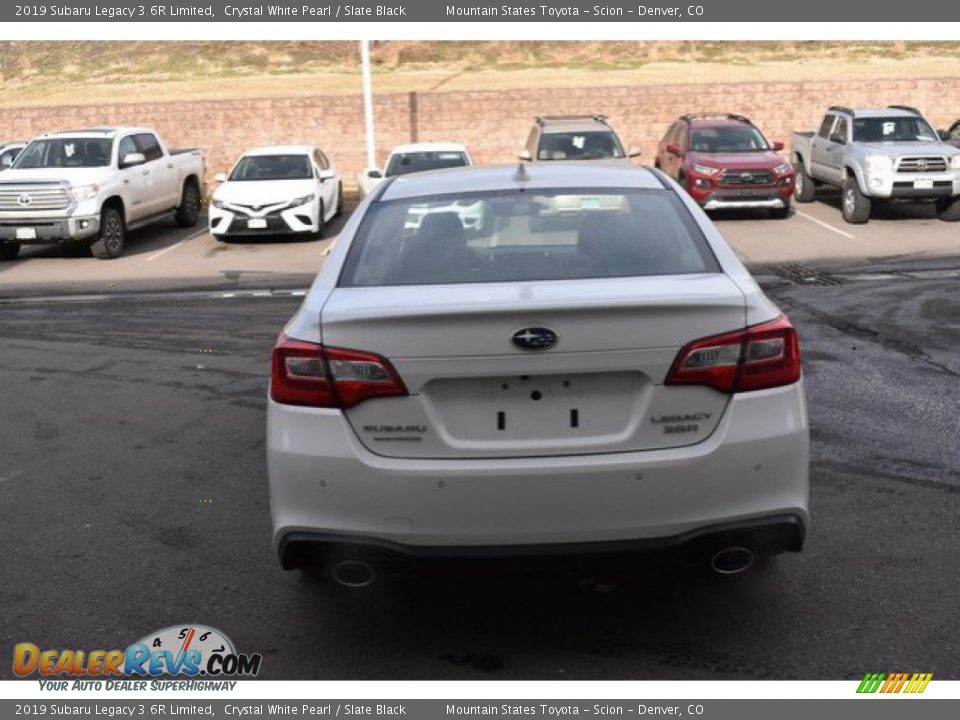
[655, 114, 794, 218]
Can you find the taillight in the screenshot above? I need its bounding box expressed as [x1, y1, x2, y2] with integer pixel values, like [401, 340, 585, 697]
[666, 316, 800, 393]
[270, 335, 407, 408]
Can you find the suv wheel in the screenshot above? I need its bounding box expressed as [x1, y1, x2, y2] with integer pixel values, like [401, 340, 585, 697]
[769, 202, 791, 220]
[793, 162, 816, 203]
[841, 176, 871, 224]
[90, 206, 126, 259]
[174, 180, 201, 228]
[0, 242, 21, 261]
[935, 196, 960, 221]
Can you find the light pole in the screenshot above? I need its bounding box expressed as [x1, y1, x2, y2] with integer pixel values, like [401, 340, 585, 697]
[360, 39, 376, 170]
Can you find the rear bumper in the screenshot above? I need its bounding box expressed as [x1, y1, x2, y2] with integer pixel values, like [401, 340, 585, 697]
[267, 381, 810, 563]
[279, 514, 805, 570]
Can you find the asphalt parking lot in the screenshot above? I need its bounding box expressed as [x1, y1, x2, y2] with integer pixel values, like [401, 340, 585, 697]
[0, 191, 959, 298]
[0, 247, 958, 679]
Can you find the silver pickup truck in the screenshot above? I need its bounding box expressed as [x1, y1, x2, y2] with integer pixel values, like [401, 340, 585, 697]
[792, 106, 960, 223]
[0, 127, 204, 260]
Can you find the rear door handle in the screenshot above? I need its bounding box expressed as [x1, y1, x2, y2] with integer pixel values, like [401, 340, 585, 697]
[142, 170, 150, 175]
[167, 164, 173, 169]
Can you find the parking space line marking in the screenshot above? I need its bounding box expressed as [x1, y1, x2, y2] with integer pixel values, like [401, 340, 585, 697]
[146, 228, 207, 262]
[795, 210, 855, 239]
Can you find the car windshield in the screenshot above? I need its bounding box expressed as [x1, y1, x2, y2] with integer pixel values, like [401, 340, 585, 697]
[14, 139, 113, 169]
[229, 154, 312, 181]
[537, 131, 625, 160]
[689, 126, 770, 153]
[384, 151, 469, 177]
[339, 188, 718, 287]
[853, 117, 937, 142]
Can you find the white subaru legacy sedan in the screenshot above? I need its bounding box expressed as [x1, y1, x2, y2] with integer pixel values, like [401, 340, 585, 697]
[267, 163, 808, 586]
[209, 145, 342, 239]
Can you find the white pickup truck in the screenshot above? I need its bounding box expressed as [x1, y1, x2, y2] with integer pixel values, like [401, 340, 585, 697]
[0, 127, 204, 259]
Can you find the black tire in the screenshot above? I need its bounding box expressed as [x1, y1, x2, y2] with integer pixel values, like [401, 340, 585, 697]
[314, 201, 326, 239]
[793, 161, 816, 203]
[174, 180, 201, 228]
[769, 202, 792, 220]
[841, 176, 871, 224]
[90, 206, 125, 259]
[0, 242, 21, 261]
[334, 182, 344, 217]
[935, 195, 960, 221]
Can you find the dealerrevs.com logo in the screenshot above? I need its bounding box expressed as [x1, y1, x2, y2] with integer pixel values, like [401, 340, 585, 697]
[13, 624, 262, 686]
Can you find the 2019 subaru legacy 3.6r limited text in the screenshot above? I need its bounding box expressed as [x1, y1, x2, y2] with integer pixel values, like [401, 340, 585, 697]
[266, 162, 809, 587]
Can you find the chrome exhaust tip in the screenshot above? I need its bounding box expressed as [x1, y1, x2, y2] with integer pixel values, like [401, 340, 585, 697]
[709, 546, 755, 575]
[330, 560, 377, 588]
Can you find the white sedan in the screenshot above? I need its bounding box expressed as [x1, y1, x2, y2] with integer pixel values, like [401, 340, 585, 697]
[209, 145, 342, 239]
[357, 142, 472, 199]
[267, 163, 809, 587]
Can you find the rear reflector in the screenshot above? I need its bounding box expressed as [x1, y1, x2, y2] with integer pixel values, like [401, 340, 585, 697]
[271, 335, 407, 408]
[666, 315, 801, 393]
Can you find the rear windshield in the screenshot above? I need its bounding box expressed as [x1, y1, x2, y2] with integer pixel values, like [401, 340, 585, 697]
[339, 189, 719, 287]
[689, 126, 769, 153]
[229, 154, 312, 181]
[385, 151, 469, 177]
[537, 131, 625, 160]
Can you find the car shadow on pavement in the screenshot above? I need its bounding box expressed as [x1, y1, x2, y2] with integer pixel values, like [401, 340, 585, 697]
[813, 193, 940, 220]
[281, 553, 800, 679]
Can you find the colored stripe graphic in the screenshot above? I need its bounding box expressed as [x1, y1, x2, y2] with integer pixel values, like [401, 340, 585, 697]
[857, 672, 931, 693]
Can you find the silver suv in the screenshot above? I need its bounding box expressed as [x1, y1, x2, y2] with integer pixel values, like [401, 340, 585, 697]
[520, 115, 639, 163]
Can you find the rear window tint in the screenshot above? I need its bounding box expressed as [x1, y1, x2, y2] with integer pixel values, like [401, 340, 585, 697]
[339, 188, 719, 287]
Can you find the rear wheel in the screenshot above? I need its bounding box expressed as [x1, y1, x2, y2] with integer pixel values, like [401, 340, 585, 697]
[935, 195, 960, 221]
[174, 180, 201, 228]
[0, 242, 21, 261]
[90, 206, 125, 259]
[793, 161, 816, 203]
[841, 176, 871, 224]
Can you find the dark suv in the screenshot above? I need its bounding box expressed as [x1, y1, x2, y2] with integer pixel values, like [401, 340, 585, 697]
[655, 114, 795, 218]
[521, 115, 639, 163]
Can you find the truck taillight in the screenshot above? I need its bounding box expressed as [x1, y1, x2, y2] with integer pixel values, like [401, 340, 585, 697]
[270, 335, 407, 408]
[666, 316, 801, 393]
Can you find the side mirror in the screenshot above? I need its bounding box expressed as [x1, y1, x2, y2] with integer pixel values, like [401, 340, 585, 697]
[120, 152, 146, 168]
[937, 129, 951, 141]
[366, 169, 383, 179]
[627, 147, 642, 158]
[666, 143, 681, 156]
[214, 172, 227, 183]
[0, 155, 12, 168]
[829, 132, 846, 145]
[318, 169, 337, 181]
[772, 140, 785, 151]
[518, 149, 532, 162]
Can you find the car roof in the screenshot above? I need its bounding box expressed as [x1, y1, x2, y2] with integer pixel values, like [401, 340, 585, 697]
[688, 117, 754, 128]
[540, 119, 614, 134]
[42, 127, 155, 139]
[389, 142, 469, 155]
[242, 145, 316, 156]
[379, 163, 663, 201]
[847, 108, 918, 118]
